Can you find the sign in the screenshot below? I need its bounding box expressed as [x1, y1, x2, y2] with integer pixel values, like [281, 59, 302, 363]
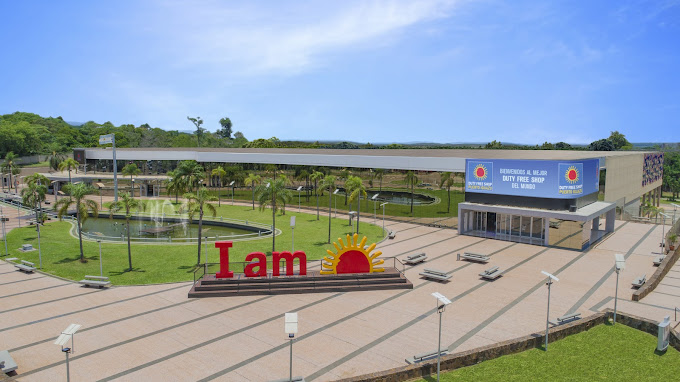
[465, 159, 599, 199]
[98, 134, 114, 145]
[214, 233, 383, 278]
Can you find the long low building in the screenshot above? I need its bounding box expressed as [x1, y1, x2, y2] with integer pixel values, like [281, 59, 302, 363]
[70, 147, 664, 250]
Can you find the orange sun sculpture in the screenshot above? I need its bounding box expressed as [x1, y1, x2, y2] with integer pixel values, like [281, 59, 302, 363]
[321, 234, 384, 274]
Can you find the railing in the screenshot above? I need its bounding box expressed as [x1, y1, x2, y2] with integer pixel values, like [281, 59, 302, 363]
[80, 229, 274, 244]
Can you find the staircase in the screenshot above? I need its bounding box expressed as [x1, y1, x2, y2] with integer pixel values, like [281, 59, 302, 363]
[188, 267, 412, 298]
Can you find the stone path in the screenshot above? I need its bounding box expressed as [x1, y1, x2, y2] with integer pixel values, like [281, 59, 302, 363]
[0, 203, 676, 381]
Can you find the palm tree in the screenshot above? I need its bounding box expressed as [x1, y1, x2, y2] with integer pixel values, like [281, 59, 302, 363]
[177, 161, 205, 192]
[23, 173, 50, 223]
[373, 169, 385, 193]
[48, 150, 65, 172]
[54, 183, 99, 262]
[166, 170, 186, 204]
[58, 158, 80, 183]
[404, 171, 419, 215]
[440, 172, 455, 214]
[121, 163, 142, 197]
[320, 175, 337, 243]
[109, 193, 146, 271]
[255, 178, 289, 252]
[345, 175, 367, 234]
[180, 187, 217, 265]
[244, 173, 262, 210]
[339, 168, 350, 205]
[211, 166, 227, 206]
[2, 152, 18, 193]
[310, 171, 325, 220]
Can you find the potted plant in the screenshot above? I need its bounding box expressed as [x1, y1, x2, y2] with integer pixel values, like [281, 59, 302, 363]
[669, 234, 677, 251]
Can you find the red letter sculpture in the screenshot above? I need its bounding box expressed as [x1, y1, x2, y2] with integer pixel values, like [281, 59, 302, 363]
[215, 241, 234, 279]
[272, 251, 307, 276]
[244, 252, 267, 277]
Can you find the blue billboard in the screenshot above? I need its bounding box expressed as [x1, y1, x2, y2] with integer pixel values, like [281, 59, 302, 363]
[465, 159, 599, 199]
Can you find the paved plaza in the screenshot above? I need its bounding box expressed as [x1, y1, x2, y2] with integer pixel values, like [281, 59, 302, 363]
[1, 214, 677, 381]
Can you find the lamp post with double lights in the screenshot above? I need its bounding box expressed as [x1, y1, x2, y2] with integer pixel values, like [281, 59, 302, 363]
[542, 270, 559, 350]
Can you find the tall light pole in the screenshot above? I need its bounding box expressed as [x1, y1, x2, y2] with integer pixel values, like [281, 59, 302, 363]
[614, 254, 625, 324]
[1, 209, 8, 256]
[290, 216, 296, 252]
[333, 189, 339, 217]
[380, 202, 389, 233]
[54, 324, 81, 382]
[371, 194, 379, 223]
[297, 186, 303, 212]
[432, 292, 451, 382]
[229, 181, 235, 205]
[284, 313, 298, 382]
[541, 271, 559, 351]
[98, 240, 103, 277]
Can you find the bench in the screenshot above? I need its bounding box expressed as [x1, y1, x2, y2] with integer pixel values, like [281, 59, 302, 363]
[419, 268, 451, 282]
[653, 255, 666, 266]
[632, 275, 646, 288]
[79, 275, 111, 288]
[0, 350, 18, 374]
[549, 312, 582, 326]
[479, 266, 503, 280]
[404, 253, 427, 265]
[388, 231, 396, 239]
[457, 252, 490, 263]
[405, 349, 449, 364]
[14, 260, 36, 273]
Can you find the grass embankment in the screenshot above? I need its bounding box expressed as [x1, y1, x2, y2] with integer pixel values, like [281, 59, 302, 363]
[418, 324, 680, 381]
[3, 202, 383, 285]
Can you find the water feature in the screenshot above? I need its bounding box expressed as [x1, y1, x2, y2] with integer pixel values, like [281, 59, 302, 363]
[336, 189, 436, 206]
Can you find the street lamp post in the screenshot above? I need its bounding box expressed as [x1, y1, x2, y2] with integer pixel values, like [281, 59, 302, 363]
[333, 189, 339, 217]
[614, 254, 625, 324]
[371, 194, 379, 223]
[284, 313, 299, 382]
[541, 271, 559, 350]
[98, 240, 103, 277]
[432, 292, 451, 382]
[54, 324, 81, 382]
[290, 216, 297, 252]
[297, 186, 303, 212]
[230, 181, 235, 205]
[1, 213, 7, 256]
[380, 202, 389, 234]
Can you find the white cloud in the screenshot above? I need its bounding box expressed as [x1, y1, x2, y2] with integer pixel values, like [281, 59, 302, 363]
[144, 0, 460, 76]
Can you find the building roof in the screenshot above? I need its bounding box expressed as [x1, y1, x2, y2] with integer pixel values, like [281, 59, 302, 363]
[77, 147, 655, 172]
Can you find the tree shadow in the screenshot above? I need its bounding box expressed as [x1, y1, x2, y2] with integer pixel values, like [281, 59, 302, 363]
[108, 268, 146, 276]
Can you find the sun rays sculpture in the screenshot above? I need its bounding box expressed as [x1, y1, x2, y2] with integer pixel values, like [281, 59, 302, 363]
[321, 233, 384, 274]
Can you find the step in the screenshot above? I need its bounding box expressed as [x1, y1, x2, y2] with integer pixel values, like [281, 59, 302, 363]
[188, 281, 413, 298]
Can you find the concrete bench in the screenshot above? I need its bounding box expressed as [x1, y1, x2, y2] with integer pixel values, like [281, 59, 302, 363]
[632, 275, 646, 288]
[388, 231, 396, 239]
[0, 350, 18, 374]
[479, 266, 503, 280]
[405, 349, 449, 364]
[419, 268, 451, 282]
[457, 252, 490, 263]
[79, 275, 111, 288]
[15, 260, 36, 273]
[653, 255, 666, 266]
[404, 253, 427, 265]
[558, 312, 581, 323]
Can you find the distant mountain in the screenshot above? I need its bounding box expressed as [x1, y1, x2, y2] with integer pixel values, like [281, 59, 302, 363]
[66, 121, 84, 127]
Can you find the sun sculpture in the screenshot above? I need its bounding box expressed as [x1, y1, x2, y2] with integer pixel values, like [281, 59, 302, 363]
[321, 233, 384, 274]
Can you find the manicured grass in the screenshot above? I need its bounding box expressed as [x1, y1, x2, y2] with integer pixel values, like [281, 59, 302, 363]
[3, 202, 384, 285]
[207, 185, 464, 219]
[417, 324, 680, 381]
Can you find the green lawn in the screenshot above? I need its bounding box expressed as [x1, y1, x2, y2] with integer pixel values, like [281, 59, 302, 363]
[206, 185, 464, 219]
[417, 324, 680, 381]
[2, 202, 384, 285]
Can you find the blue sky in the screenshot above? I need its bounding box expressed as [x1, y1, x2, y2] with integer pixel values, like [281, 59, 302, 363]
[1, 0, 678, 144]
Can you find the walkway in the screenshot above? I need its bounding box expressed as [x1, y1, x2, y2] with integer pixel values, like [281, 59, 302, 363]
[0, 206, 675, 380]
